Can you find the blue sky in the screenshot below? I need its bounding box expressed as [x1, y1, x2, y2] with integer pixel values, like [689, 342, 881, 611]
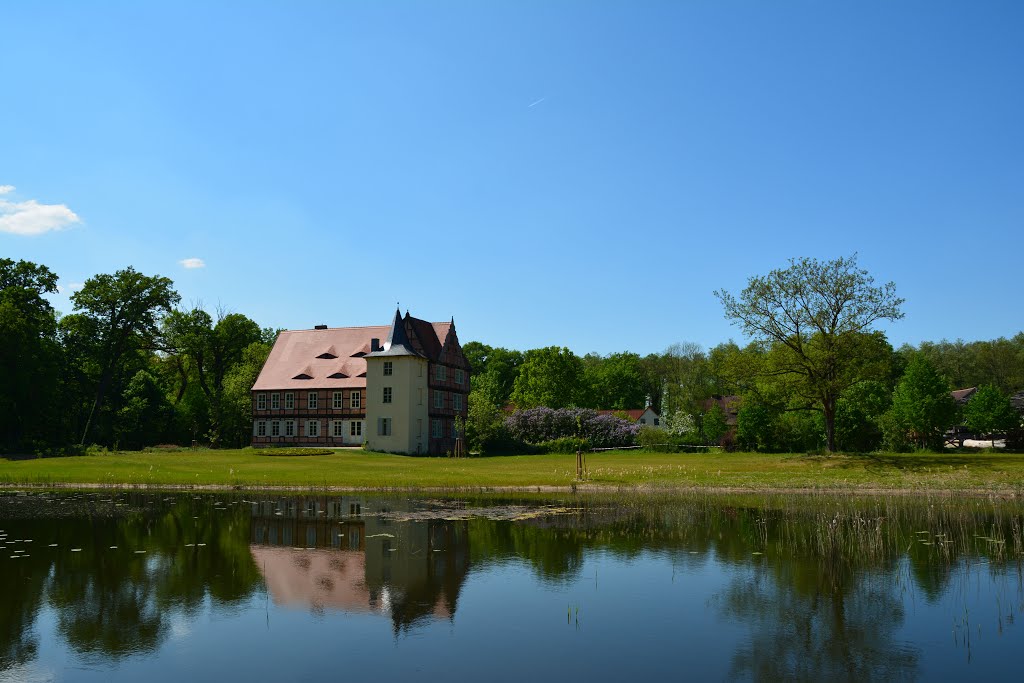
[3, 1, 1022, 356]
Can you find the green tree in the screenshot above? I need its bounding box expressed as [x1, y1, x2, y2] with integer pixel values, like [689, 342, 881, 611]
[164, 308, 262, 446]
[964, 385, 1019, 447]
[883, 355, 957, 450]
[114, 369, 175, 449]
[715, 254, 904, 453]
[0, 259, 62, 450]
[702, 404, 729, 446]
[468, 345, 524, 406]
[582, 352, 646, 410]
[221, 340, 273, 448]
[510, 346, 584, 409]
[465, 388, 510, 454]
[70, 267, 180, 445]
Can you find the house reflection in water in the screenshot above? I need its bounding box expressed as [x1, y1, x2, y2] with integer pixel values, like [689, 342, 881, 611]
[249, 497, 469, 632]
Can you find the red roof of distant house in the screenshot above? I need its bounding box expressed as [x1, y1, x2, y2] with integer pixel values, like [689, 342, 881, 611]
[253, 318, 453, 391]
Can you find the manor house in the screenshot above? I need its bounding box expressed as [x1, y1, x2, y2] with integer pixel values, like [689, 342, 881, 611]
[251, 309, 470, 455]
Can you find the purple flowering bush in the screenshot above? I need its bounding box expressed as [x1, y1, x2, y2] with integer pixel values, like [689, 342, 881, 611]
[505, 407, 639, 448]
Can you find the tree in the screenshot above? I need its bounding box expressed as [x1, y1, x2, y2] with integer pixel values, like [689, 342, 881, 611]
[715, 254, 904, 453]
[164, 308, 262, 446]
[581, 352, 646, 410]
[883, 355, 957, 450]
[467, 345, 524, 407]
[702, 404, 728, 446]
[465, 388, 510, 454]
[509, 346, 584, 409]
[221, 341, 273, 448]
[0, 259, 62, 450]
[70, 268, 180, 445]
[964, 385, 1019, 447]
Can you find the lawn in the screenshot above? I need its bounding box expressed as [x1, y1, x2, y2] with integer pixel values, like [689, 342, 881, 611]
[2, 448, 1024, 493]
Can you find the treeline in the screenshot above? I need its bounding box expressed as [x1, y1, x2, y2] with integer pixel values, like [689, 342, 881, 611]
[0, 259, 275, 454]
[5, 255, 1023, 456]
[463, 336, 1024, 454]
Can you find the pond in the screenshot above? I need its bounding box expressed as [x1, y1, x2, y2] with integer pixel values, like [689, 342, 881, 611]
[1, 490, 1023, 681]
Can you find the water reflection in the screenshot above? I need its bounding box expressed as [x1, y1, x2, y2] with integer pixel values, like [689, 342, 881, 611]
[249, 497, 470, 631]
[0, 492, 1022, 680]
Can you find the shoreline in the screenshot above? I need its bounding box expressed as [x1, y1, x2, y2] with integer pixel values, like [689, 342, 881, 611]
[1, 481, 1021, 498]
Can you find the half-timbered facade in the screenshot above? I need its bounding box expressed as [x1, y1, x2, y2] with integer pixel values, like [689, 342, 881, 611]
[251, 309, 470, 455]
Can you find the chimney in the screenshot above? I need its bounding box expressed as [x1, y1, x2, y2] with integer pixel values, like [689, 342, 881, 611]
[371, 338, 381, 352]
[314, 325, 328, 330]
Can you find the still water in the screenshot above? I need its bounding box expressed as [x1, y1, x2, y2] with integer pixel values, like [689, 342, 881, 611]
[1, 490, 1022, 682]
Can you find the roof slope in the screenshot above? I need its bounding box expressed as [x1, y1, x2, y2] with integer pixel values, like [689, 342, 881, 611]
[252, 315, 455, 390]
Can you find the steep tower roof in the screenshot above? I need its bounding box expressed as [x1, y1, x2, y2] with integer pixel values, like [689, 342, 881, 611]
[367, 308, 424, 358]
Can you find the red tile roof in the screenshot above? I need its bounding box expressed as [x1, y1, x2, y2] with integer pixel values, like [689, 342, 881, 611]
[252, 319, 452, 391]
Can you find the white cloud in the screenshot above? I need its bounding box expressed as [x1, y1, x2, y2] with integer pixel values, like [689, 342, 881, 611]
[56, 282, 85, 294]
[179, 257, 206, 269]
[0, 187, 81, 236]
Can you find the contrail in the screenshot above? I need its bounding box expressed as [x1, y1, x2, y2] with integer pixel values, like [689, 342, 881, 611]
[528, 97, 546, 108]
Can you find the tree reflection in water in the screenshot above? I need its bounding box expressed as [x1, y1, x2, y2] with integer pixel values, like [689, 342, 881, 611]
[0, 491, 1022, 678]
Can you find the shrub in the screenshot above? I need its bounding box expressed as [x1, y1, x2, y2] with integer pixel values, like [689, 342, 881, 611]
[637, 426, 673, 452]
[505, 407, 639, 448]
[533, 437, 590, 454]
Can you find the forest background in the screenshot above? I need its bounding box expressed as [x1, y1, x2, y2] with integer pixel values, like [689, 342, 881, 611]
[2, 256, 1022, 456]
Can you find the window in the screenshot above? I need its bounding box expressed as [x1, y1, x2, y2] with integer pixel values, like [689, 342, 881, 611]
[284, 393, 294, 409]
[435, 365, 447, 381]
[431, 419, 442, 438]
[307, 420, 320, 437]
[333, 420, 344, 437]
[377, 417, 392, 436]
[285, 420, 295, 437]
[333, 391, 343, 409]
[434, 390, 444, 409]
[654, 418, 660, 426]
[271, 393, 280, 410]
[257, 394, 267, 411]
[350, 391, 361, 409]
[383, 387, 392, 404]
[256, 420, 267, 437]
[455, 369, 464, 385]
[351, 421, 362, 437]
[308, 392, 318, 410]
[640, 418, 646, 425]
[453, 393, 463, 411]
[383, 361, 393, 376]
[271, 420, 281, 437]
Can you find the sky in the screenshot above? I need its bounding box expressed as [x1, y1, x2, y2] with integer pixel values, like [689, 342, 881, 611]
[3, 1, 1022, 356]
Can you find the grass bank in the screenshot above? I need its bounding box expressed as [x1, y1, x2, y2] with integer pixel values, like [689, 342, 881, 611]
[2, 449, 1024, 494]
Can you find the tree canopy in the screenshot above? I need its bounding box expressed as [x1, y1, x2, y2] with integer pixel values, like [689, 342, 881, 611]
[715, 254, 904, 452]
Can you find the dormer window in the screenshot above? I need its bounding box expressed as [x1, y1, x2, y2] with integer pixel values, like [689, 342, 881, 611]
[317, 352, 338, 359]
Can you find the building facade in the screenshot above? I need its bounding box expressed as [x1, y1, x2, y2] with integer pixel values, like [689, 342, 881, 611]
[251, 309, 470, 455]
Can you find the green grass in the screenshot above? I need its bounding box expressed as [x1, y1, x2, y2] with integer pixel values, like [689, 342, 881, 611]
[3, 448, 1024, 492]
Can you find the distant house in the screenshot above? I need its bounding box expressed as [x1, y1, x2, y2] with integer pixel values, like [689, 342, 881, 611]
[596, 407, 660, 426]
[951, 387, 978, 405]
